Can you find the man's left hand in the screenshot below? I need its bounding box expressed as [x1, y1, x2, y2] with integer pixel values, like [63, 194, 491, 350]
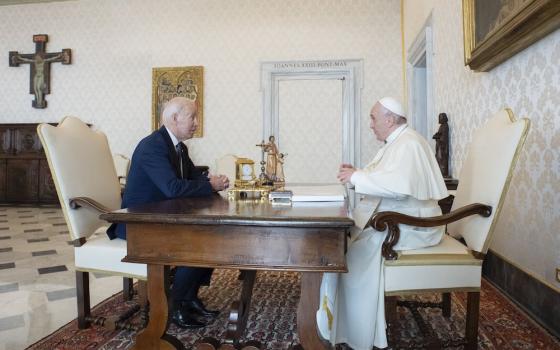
[209, 174, 229, 191]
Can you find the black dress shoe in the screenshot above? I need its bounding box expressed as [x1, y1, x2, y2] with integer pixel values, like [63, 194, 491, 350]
[171, 308, 207, 329]
[182, 299, 220, 318]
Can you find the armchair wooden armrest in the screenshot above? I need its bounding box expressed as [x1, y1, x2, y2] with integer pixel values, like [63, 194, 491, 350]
[69, 197, 113, 214]
[370, 203, 492, 260]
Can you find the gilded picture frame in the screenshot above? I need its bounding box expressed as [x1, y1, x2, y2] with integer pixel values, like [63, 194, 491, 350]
[151, 66, 204, 137]
[463, 0, 560, 72]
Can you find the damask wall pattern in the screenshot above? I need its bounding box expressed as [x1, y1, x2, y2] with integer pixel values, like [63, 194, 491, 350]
[0, 0, 402, 176]
[279, 79, 343, 184]
[403, 0, 560, 288]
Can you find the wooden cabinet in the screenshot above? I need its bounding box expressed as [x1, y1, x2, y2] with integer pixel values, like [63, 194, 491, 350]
[0, 124, 58, 205]
[0, 161, 5, 201]
[39, 159, 58, 202]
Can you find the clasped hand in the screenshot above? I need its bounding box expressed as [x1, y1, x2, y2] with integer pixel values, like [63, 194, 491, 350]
[209, 174, 229, 191]
[337, 163, 355, 184]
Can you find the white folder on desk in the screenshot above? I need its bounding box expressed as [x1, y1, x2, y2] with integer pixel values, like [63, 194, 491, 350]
[287, 184, 345, 202]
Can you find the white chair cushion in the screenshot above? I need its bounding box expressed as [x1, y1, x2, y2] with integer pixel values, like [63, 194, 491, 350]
[385, 264, 481, 294]
[74, 233, 146, 280]
[384, 235, 482, 293]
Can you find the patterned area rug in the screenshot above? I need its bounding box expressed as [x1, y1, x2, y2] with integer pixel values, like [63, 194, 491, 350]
[27, 269, 560, 350]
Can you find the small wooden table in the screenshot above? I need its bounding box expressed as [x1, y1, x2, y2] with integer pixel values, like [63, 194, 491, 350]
[101, 194, 352, 350]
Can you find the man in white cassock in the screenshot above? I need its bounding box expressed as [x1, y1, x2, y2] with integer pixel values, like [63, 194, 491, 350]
[316, 97, 448, 349]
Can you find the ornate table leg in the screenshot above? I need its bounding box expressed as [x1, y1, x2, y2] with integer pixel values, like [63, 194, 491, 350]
[195, 270, 260, 350]
[225, 270, 257, 344]
[295, 272, 333, 350]
[132, 264, 184, 350]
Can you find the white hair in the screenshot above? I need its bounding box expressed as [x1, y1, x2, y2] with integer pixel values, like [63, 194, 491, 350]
[161, 97, 195, 124]
[385, 110, 407, 125]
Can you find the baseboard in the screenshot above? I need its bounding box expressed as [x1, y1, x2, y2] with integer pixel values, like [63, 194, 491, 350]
[482, 250, 560, 339]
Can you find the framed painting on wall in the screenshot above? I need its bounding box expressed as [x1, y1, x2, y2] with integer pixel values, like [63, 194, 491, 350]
[463, 0, 560, 71]
[151, 66, 204, 137]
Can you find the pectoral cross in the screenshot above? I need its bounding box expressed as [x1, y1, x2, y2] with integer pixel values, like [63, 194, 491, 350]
[9, 34, 71, 109]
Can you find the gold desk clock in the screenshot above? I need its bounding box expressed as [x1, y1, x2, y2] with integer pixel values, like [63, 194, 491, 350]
[228, 158, 271, 200]
[234, 158, 256, 187]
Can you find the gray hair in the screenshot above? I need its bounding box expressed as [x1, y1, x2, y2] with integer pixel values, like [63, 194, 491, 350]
[380, 105, 407, 125]
[389, 112, 407, 125]
[161, 97, 195, 124]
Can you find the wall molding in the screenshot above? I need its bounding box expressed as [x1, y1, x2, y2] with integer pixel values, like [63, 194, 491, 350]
[260, 59, 363, 165]
[406, 14, 434, 142]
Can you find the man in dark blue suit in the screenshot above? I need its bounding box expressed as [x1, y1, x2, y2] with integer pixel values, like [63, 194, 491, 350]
[108, 97, 229, 328]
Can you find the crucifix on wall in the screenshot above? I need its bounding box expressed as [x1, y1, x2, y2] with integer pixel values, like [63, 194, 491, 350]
[9, 34, 71, 109]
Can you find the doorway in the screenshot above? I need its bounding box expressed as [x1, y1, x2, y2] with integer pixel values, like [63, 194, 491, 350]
[260, 59, 363, 183]
[407, 16, 434, 144]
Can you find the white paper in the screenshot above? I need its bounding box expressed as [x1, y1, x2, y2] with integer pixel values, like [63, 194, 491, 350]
[286, 184, 345, 202]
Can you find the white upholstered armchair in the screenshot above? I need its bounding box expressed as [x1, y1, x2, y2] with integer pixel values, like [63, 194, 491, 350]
[371, 109, 530, 349]
[37, 117, 147, 330]
[113, 153, 131, 187]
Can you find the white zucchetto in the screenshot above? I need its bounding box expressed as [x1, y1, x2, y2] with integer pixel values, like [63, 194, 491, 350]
[379, 97, 405, 117]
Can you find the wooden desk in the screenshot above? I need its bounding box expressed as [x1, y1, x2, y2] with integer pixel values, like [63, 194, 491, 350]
[101, 194, 352, 349]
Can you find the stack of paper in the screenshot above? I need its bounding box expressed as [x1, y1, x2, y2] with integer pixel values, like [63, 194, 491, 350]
[269, 190, 293, 205]
[287, 184, 345, 202]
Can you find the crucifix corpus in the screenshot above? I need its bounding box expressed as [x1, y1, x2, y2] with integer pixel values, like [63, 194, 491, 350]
[9, 34, 71, 109]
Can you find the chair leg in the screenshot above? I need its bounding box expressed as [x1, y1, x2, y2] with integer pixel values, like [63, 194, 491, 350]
[465, 291, 480, 350]
[76, 270, 91, 329]
[442, 292, 451, 317]
[123, 277, 134, 301]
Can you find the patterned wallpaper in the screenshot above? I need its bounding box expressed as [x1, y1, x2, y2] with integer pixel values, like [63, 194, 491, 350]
[279, 79, 342, 184]
[3, 0, 556, 289]
[0, 0, 402, 177]
[404, 0, 560, 288]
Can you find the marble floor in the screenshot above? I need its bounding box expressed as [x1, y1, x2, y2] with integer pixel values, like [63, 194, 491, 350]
[0, 206, 123, 350]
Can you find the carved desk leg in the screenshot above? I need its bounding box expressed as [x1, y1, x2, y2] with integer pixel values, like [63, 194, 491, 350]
[132, 264, 184, 350]
[295, 272, 333, 350]
[225, 270, 257, 344]
[196, 270, 260, 350]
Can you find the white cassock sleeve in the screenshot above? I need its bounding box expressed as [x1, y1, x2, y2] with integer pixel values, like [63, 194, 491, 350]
[350, 171, 407, 199]
[351, 132, 448, 201]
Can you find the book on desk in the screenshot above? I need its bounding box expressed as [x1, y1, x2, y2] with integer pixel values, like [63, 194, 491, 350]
[279, 184, 345, 202]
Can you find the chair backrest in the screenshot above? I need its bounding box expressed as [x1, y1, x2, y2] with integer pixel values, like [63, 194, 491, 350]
[448, 109, 529, 253]
[113, 153, 130, 183]
[38, 117, 122, 241]
[216, 154, 239, 183]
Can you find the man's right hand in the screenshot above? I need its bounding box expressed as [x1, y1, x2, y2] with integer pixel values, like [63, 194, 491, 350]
[209, 174, 229, 192]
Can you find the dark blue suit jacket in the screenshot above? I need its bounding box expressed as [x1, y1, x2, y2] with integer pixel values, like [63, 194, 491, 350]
[108, 127, 212, 239]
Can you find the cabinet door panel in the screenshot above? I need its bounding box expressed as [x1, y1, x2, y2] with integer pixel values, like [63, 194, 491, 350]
[13, 127, 42, 155]
[6, 159, 39, 203]
[39, 160, 58, 203]
[0, 160, 5, 201]
[0, 128, 10, 155]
